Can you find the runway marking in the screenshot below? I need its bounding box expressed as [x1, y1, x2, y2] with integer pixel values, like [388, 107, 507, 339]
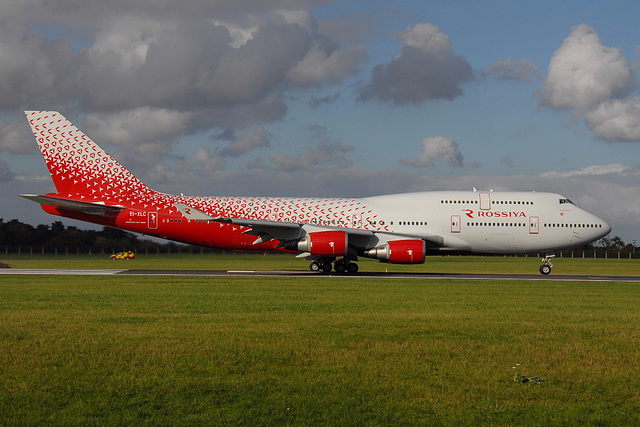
[1, 268, 639, 282]
[0, 269, 126, 275]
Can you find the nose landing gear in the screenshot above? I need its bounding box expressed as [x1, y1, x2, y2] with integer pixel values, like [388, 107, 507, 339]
[539, 254, 555, 275]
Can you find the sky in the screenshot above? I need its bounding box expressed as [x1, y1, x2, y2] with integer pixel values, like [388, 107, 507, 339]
[1, 0, 640, 242]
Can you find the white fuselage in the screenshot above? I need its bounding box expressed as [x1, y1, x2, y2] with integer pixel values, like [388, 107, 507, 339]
[356, 190, 610, 253]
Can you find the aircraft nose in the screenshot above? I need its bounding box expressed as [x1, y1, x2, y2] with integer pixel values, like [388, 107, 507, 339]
[601, 220, 612, 237]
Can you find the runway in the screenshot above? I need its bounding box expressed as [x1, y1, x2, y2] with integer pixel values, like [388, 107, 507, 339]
[1, 268, 640, 282]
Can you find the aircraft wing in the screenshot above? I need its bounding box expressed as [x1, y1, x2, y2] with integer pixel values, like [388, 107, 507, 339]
[21, 194, 126, 216]
[177, 203, 301, 230]
[177, 203, 329, 243]
[175, 202, 445, 248]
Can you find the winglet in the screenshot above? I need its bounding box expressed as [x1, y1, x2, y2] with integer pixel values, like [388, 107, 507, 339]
[175, 203, 215, 221]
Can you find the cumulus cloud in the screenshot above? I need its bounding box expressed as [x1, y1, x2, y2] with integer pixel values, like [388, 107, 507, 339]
[78, 20, 310, 111]
[542, 25, 632, 115]
[212, 19, 260, 48]
[270, 139, 353, 171]
[197, 24, 313, 105]
[287, 43, 367, 85]
[89, 16, 163, 71]
[400, 136, 464, 167]
[401, 22, 451, 51]
[0, 115, 36, 155]
[539, 24, 640, 142]
[84, 108, 189, 147]
[359, 23, 473, 105]
[217, 125, 270, 157]
[0, 1, 366, 158]
[191, 147, 225, 172]
[82, 108, 190, 169]
[585, 97, 640, 141]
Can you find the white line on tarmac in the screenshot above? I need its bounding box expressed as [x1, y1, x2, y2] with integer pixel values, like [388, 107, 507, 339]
[0, 269, 126, 275]
[1, 268, 639, 282]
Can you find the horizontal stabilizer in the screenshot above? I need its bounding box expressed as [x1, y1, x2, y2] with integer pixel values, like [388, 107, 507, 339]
[21, 194, 126, 216]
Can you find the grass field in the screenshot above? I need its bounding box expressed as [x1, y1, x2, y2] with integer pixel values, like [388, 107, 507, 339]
[4, 252, 640, 276]
[1, 256, 640, 425]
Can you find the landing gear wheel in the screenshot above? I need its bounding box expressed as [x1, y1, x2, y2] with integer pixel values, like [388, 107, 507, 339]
[334, 261, 346, 273]
[347, 262, 359, 273]
[321, 262, 333, 273]
[539, 254, 555, 275]
[310, 261, 320, 272]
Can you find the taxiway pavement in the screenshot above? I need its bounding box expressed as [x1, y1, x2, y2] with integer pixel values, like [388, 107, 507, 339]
[1, 268, 639, 282]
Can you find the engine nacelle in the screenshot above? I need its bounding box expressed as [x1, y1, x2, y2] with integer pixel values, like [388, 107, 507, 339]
[285, 230, 348, 257]
[364, 239, 426, 264]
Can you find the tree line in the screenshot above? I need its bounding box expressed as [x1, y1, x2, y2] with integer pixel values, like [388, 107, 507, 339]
[0, 218, 189, 253]
[0, 217, 636, 256]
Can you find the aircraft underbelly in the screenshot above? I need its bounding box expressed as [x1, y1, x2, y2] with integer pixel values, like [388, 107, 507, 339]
[486, 234, 516, 251]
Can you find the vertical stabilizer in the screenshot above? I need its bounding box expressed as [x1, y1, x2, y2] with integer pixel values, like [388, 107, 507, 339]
[25, 111, 151, 197]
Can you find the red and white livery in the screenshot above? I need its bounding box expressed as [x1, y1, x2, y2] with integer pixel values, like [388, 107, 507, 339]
[22, 111, 611, 274]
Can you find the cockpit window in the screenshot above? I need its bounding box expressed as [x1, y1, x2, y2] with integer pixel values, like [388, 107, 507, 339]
[559, 198, 574, 204]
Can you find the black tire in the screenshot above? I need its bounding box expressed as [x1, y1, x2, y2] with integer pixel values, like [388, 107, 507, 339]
[321, 262, 333, 273]
[334, 261, 346, 273]
[539, 264, 551, 275]
[310, 262, 320, 272]
[347, 262, 359, 273]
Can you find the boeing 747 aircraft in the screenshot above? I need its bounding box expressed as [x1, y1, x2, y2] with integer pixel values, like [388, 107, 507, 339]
[21, 111, 611, 274]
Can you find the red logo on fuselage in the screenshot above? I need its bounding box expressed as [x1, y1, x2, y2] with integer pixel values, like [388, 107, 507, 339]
[462, 209, 526, 219]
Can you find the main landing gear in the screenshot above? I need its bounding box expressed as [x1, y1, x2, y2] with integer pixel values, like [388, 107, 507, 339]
[539, 254, 555, 275]
[309, 258, 359, 274]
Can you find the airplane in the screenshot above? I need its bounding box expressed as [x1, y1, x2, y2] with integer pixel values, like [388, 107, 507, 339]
[21, 110, 611, 275]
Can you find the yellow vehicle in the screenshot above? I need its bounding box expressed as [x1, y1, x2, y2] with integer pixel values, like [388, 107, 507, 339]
[110, 251, 135, 260]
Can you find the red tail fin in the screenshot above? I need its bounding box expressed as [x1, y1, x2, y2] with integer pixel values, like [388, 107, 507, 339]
[25, 111, 151, 197]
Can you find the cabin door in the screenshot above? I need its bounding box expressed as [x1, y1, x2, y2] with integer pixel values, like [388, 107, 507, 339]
[479, 192, 491, 210]
[451, 215, 461, 233]
[148, 211, 158, 230]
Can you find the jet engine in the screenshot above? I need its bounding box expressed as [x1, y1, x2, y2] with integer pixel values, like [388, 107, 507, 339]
[364, 239, 426, 264]
[284, 230, 348, 257]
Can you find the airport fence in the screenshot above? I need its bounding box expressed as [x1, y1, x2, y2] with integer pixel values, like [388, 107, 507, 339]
[1, 245, 229, 256]
[554, 248, 640, 260]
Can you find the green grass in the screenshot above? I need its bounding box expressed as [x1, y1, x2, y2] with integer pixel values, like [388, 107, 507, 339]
[3, 252, 640, 275]
[2, 275, 640, 425]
